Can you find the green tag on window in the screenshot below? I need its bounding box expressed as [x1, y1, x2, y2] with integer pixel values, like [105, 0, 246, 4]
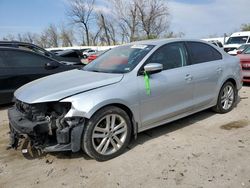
[144, 71, 151, 95]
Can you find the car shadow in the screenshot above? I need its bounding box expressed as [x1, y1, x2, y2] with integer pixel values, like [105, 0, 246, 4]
[43, 109, 216, 161]
[126, 109, 215, 152]
[20, 139, 92, 161]
[243, 82, 250, 87]
[0, 103, 13, 110]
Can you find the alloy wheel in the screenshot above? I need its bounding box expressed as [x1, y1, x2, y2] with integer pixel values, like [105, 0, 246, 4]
[92, 114, 128, 155]
[221, 85, 234, 110]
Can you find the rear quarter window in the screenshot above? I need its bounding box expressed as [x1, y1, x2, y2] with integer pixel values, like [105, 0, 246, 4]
[186, 42, 222, 64]
[3, 50, 51, 67]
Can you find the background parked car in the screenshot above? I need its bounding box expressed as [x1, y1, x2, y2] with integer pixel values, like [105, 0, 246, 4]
[49, 49, 64, 54]
[0, 40, 55, 57]
[228, 44, 250, 56]
[0, 47, 82, 104]
[0, 41, 82, 65]
[56, 49, 86, 64]
[208, 40, 223, 48]
[237, 46, 250, 83]
[224, 31, 250, 53]
[86, 50, 107, 64]
[82, 49, 97, 58]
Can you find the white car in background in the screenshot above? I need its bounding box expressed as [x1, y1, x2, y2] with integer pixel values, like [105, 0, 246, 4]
[208, 40, 223, 48]
[224, 31, 250, 53]
[82, 49, 97, 59]
[228, 44, 250, 56]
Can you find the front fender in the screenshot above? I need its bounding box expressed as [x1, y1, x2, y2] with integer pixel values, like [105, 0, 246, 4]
[60, 83, 141, 126]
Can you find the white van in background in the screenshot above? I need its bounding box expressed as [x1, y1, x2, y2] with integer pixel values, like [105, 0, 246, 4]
[224, 31, 250, 53]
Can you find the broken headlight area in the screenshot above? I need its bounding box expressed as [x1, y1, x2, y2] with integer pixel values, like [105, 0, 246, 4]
[8, 100, 85, 153]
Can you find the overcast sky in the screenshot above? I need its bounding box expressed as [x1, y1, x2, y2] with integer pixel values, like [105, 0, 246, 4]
[168, 0, 250, 38]
[0, 0, 250, 39]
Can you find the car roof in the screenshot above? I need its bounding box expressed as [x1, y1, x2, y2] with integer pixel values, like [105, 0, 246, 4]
[0, 40, 39, 47]
[0, 46, 32, 51]
[0, 40, 53, 52]
[128, 38, 211, 47]
[0, 46, 59, 62]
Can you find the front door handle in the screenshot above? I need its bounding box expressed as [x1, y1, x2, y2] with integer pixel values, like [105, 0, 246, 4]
[185, 74, 193, 81]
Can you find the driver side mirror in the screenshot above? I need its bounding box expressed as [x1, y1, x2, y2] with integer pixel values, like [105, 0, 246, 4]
[45, 61, 59, 69]
[237, 50, 242, 55]
[143, 63, 163, 75]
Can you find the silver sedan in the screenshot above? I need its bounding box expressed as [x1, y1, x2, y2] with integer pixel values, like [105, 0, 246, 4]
[8, 39, 242, 161]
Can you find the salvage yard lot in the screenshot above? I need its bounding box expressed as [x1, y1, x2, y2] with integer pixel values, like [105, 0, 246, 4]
[0, 86, 250, 188]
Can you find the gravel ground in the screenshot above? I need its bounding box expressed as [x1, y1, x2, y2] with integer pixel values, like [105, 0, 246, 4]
[0, 85, 250, 188]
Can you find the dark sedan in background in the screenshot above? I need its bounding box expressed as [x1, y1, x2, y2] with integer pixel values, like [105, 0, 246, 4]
[0, 41, 84, 65]
[0, 47, 82, 104]
[55, 49, 86, 64]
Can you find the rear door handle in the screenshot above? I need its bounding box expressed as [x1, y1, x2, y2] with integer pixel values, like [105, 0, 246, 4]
[185, 74, 193, 81]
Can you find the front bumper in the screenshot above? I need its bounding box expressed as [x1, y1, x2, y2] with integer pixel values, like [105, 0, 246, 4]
[8, 107, 84, 153]
[8, 107, 49, 135]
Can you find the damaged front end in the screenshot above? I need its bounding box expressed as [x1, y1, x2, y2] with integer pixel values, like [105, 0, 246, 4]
[8, 100, 85, 153]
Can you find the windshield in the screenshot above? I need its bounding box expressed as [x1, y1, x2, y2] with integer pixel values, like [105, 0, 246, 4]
[83, 44, 155, 73]
[238, 44, 250, 50]
[242, 47, 250, 54]
[226, 36, 249, 44]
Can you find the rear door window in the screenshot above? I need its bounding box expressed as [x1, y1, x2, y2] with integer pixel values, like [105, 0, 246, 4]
[186, 42, 222, 64]
[3, 50, 52, 67]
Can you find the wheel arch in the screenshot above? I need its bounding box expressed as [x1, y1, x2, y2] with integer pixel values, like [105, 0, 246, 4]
[88, 103, 138, 139]
[218, 76, 238, 93]
[225, 78, 237, 88]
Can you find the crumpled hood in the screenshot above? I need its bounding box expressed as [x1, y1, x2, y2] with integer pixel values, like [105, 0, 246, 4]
[15, 69, 123, 104]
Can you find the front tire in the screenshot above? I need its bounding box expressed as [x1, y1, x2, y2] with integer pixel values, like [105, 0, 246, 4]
[82, 106, 132, 161]
[212, 81, 237, 113]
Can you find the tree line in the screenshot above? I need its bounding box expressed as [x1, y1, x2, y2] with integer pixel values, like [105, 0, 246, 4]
[1, 0, 184, 48]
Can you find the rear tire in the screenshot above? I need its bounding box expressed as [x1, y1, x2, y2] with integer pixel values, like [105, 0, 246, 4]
[212, 81, 237, 114]
[82, 106, 132, 161]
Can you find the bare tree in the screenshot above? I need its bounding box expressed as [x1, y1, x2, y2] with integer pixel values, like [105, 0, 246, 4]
[60, 24, 75, 47]
[23, 32, 37, 43]
[68, 0, 95, 46]
[107, 22, 117, 45]
[241, 23, 250, 31]
[164, 31, 185, 38]
[2, 34, 16, 41]
[46, 24, 59, 47]
[109, 0, 140, 42]
[90, 27, 102, 45]
[34, 31, 50, 48]
[95, 12, 117, 45]
[100, 14, 111, 45]
[136, 0, 169, 39]
[33, 24, 60, 48]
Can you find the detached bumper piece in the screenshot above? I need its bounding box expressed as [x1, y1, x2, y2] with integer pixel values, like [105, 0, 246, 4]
[8, 107, 84, 153]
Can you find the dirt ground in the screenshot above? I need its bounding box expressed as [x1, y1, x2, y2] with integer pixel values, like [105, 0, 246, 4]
[0, 86, 250, 188]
